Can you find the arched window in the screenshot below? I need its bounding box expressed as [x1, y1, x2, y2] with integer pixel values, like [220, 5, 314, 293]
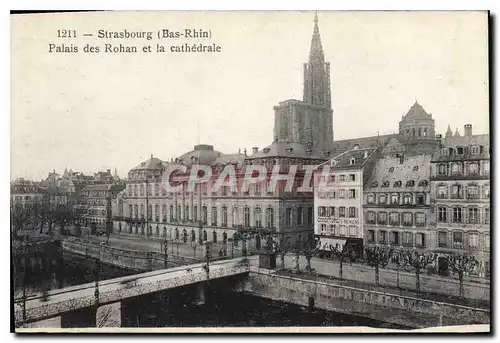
[140, 185, 144, 196]
[266, 207, 274, 229]
[134, 204, 139, 218]
[154, 204, 159, 222]
[175, 228, 179, 240]
[419, 180, 428, 187]
[190, 230, 195, 242]
[213, 231, 217, 243]
[451, 163, 463, 175]
[183, 229, 187, 243]
[147, 204, 152, 221]
[438, 164, 447, 176]
[451, 184, 463, 199]
[406, 180, 415, 187]
[140, 204, 145, 219]
[134, 185, 138, 196]
[128, 204, 133, 218]
[162, 205, 167, 222]
[211, 206, 217, 226]
[169, 205, 174, 221]
[416, 193, 425, 205]
[403, 194, 412, 205]
[154, 183, 159, 196]
[203, 230, 208, 241]
[468, 162, 479, 175]
[255, 207, 262, 227]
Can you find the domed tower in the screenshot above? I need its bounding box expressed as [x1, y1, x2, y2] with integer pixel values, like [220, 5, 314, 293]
[398, 101, 439, 155]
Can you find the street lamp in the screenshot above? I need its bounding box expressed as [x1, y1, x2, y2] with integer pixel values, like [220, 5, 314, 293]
[163, 240, 168, 269]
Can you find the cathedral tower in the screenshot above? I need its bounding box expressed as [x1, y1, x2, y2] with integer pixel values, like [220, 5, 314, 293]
[273, 13, 334, 151]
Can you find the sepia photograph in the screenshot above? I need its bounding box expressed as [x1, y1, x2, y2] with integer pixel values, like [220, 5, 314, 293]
[9, 10, 490, 333]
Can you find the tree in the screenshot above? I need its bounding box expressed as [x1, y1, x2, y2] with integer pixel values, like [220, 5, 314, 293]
[275, 239, 288, 271]
[53, 205, 74, 235]
[391, 250, 408, 289]
[329, 243, 350, 281]
[10, 203, 31, 239]
[402, 250, 437, 294]
[447, 253, 478, 298]
[302, 238, 320, 274]
[364, 246, 393, 286]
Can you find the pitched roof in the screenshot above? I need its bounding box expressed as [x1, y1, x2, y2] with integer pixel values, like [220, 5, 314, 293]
[401, 101, 433, 121]
[214, 153, 246, 166]
[248, 141, 326, 160]
[317, 147, 378, 170]
[327, 133, 397, 156]
[381, 137, 406, 155]
[442, 134, 489, 148]
[366, 155, 432, 191]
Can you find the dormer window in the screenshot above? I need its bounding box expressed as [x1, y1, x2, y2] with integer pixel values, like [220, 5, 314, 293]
[263, 148, 271, 153]
[286, 148, 294, 153]
[413, 166, 419, 171]
[388, 167, 394, 172]
[350, 158, 356, 165]
[456, 146, 465, 155]
[419, 180, 428, 187]
[381, 181, 390, 187]
[393, 181, 402, 187]
[406, 180, 415, 187]
[330, 160, 337, 167]
[441, 148, 449, 156]
[371, 181, 379, 187]
[471, 146, 480, 155]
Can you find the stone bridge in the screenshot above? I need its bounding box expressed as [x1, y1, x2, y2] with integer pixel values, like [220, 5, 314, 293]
[15, 257, 251, 327]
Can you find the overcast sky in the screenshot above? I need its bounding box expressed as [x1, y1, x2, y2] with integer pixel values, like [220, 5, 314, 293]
[11, 11, 489, 181]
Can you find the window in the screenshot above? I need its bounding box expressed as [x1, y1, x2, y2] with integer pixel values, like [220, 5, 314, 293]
[348, 207, 357, 218]
[379, 230, 387, 244]
[254, 207, 262, 227]
[406, 180, 415, 187]
[471, 146, 480, 155]
[393, 181, 402, 187]
[419, 180, 428, 187]
[285, 208, 292, 227]
[437, 184, 448, 199]
[437, 207, 447, 222]
[485, 234, 490, 249]
[243, 207, 250, 226]
[403, 194, 412, 205]
[320, 224, 326, 234]
[402, 232, 413, 247]
[451, 163, 463, 175]
[441, 148, 450, 156]
[339, 207, 346, 218]
[349, 174, 356, 181]
[297, 207, 303, 226]
[382, 181, 390, 187]
[438, 164, 447, 176]
[484, 208, 490, 224]
[147, 183, 152, 196]
[339, 225, 347, 237]
[467, 207, 479, 224]
[307, 207, 313, 226]
[371, 181, 379, 187]
[202, 206, 208, 224]
[379, 194, 387, 204]
[154, 184, 159, 196]
[193, 205, 198, 221]
[366, 211, 376, 224]
[415, 212, 426, 227]
[457, 147, 465, 155]
[255, 182, 261, 195]
[453, 231, 463, 247]
[368, 230, 375, 243]
[468, 163, 479, 175]
[416, 233, 425, 248]
[484, 161, 490, 176]
[469, 232, 479, 248]
[140, 185, 144, 196]
[349, 226, 357, 237]
[350, 158, 356, 165]
[221, 206, 228, 227]
[452, 207, 463, 223]
[367, 194, 375, 204]
[339, 189, 346, 198]
[349, 189, 356, 199]
[403, 212, 413, 226]
[389, 212, 400, 225]
[377, 212, 387, 225]
[391, 194, 399, 204]
[390, 231, 400, 245]
[211, 206, 218, 226]
[329, 174, 336, 183]
[266, 207, 274, 229]
[169, 205, 173, 221]
[128, 186, 132, 196]
[318, 206, 326, 217]
[388, 167, 394, 172]
[340, 174, 346, 182]
[154, 204, 159, 222]
[438, 231, 447, 248]
[416, 193, 425, 205]
[328, 206, 335, 217]
[413, 166, 419, 171]
[483, 184, 490, 199]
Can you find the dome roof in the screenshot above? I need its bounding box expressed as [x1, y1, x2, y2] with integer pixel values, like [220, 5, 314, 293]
[178, 144, 223, 165]
[401, 101, 433, 122]
[131, 154, 165, 171]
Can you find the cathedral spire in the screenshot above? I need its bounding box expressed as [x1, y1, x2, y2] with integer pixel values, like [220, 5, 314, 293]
[309, 11, 324, 63]
[445, 124, 453, 138]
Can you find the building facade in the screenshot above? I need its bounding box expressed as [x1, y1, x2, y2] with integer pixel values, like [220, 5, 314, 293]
[363, 155, 433, 254]
[314, 147, 379, 252]
[430, 125, 490, 278]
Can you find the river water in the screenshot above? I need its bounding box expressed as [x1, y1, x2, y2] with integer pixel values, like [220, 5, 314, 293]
[15, 253, 409, 330]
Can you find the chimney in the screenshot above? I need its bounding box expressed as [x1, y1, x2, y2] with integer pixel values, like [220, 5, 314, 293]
[252, 147, 259, 155]
[464, 124, 472, 138]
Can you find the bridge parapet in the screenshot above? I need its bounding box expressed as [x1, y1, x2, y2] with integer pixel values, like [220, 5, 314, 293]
[15, 258, 250, 326]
